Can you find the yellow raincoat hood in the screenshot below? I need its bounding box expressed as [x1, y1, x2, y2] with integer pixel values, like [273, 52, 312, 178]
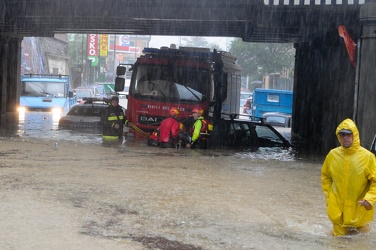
[335, 118, 360, 154]
[322, 118, 376, 228]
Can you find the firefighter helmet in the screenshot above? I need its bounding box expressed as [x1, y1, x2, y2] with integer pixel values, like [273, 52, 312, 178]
[169, 107, 179, 116]
[192, 107, 204, 116]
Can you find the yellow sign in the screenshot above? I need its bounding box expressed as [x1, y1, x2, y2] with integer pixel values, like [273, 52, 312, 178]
[99, 35, 108, 57]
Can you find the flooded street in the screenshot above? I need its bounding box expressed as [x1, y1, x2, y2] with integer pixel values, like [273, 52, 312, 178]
[1, 112, 376, 250]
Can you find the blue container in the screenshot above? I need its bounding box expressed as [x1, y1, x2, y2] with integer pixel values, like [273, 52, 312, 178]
[251, 88, 293, 118]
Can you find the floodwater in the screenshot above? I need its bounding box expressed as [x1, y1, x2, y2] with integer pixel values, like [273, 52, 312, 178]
[1, 112, 376, 250]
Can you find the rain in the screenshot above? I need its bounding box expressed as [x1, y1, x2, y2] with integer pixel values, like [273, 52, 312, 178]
[2, 104, 375, 250]
[1, 1, 376, 250]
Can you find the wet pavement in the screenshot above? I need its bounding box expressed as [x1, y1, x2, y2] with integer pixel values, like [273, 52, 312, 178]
[1, 112, 376, 250]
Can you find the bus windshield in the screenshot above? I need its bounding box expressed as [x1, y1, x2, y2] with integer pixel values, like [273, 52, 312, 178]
[130, 64, 210, 103]
[21, 81, 66, 97]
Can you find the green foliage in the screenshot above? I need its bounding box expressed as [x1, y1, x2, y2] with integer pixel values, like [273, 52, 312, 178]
[181, 37, 220, 50]
[229, 39, 295, 81]
[67, 34, 86, 66]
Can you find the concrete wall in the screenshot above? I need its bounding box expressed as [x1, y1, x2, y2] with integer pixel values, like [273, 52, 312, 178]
[0, 37, 22, 117]
[292, 34, 356, 155]
[357, 3, 376, 149]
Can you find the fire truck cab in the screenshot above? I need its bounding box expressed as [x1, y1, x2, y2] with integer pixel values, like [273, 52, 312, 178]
[114, 45, 242, 133]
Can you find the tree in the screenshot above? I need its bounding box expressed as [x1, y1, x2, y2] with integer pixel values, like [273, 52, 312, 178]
[181, 37, 220, 50]
[229, 39, 295, 82]
[67, 34, 86, 67]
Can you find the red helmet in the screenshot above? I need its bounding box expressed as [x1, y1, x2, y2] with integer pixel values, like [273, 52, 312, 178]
[169, 107, 179, 116]
[192, 107, 204, 116]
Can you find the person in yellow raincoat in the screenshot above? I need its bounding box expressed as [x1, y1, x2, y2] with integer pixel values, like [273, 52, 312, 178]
[321, 118, 376, 236]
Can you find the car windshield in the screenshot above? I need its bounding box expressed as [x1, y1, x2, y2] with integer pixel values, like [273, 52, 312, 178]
[255, 125, 284, 143]
[21, 81, 65, 97]
[76, 90, 93, 98]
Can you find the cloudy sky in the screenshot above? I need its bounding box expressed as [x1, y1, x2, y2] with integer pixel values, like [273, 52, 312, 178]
[149, 36, 234, 51]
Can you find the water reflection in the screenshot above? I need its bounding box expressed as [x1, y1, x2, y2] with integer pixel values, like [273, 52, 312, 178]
[17, 110, 60, 136]
[2, 112, 376, 249]
[0, 111, 326, 162]
[1, 111, 104, 145]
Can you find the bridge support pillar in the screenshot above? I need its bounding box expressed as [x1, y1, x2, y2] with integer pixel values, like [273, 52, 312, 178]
[0, 37, 22, 121]
[357, 3, 376, 149]
[292, 33, 356, 155]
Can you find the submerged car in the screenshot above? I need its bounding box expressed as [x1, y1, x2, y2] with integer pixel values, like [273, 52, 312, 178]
[207, 118, 291, 150]
[262, 112, 292, 128]
[58, 98, 109, 132]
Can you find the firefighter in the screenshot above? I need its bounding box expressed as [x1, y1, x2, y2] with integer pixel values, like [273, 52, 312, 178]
[102, 96, 125, 141]
[185, 107, 211, 149]
[158, 107, 181, 148]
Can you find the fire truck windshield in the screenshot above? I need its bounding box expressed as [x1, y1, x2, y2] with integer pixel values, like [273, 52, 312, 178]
[130, 64, 210, 103]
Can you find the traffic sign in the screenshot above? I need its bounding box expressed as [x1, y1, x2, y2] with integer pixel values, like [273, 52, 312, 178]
[88, 56, 98, 66]
[121, 35, 130, 46]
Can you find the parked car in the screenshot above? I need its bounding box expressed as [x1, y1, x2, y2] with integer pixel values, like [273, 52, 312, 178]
[58, 98, 109, 132]
[96, 82, 116, 96]
[262, 112, 292, 128]
[86, 84, 107, 98]
[73, 88, 95, 104]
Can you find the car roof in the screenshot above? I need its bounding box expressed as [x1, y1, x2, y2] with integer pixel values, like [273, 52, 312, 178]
[73, 103, 108, 107]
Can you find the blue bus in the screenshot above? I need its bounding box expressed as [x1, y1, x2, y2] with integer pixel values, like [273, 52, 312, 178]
[251, 88, 293, 118]
[19, 74, 76, 114]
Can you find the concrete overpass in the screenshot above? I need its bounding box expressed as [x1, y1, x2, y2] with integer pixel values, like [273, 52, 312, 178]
[1, 0, 376, 154]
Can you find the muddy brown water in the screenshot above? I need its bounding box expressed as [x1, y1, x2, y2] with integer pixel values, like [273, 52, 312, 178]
[1, 112, 376, 250]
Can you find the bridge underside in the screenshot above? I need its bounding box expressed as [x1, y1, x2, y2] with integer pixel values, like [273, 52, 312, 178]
[1, 0, 376, 154]
[1, 0, 362, 43]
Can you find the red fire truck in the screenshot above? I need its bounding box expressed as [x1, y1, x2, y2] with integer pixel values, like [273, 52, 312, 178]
[114, 45, 291, 149]
[114, 45, 242, 133]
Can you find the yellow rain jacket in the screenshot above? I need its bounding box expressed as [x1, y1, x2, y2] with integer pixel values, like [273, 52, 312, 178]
[321, 118, 376, 228]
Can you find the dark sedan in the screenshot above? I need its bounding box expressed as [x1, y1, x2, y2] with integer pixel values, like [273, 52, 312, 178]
[58, 101, 108, 132]
[207, 118, 291, 150]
